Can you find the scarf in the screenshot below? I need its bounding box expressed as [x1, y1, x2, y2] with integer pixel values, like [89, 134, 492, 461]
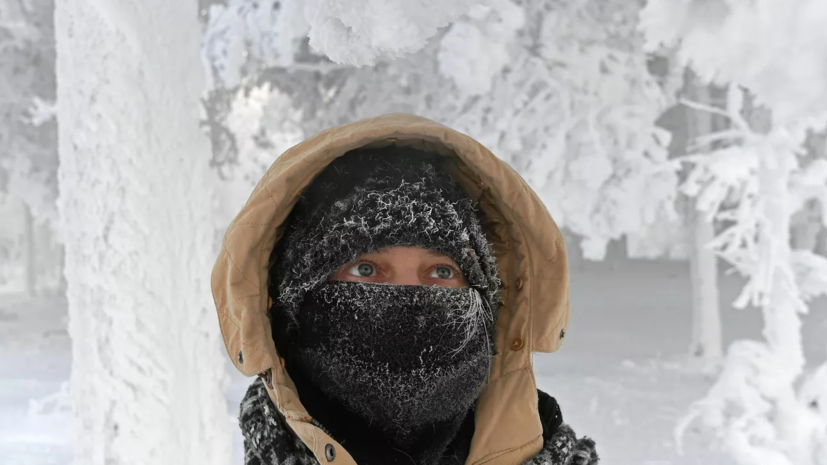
[239, 379, 600, 465]
[291, 281, 493, 463]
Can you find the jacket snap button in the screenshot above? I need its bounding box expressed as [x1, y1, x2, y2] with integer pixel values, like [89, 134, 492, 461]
[237, 350, 244, 364]
[516, 277, 524, 291]
[510, 338, 524, 351]
[259, 369, 273, 389]
[325, 444, 336, 461]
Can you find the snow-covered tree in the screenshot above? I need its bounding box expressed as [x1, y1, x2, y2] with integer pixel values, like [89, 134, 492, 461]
[440, 0, 678, 260]
[0, 0, 59, 296]
[201, 0, 473, 215]
[55, 1, 231, 464]
[642, 1, 827, 462]
[200, 0, 486, 80]
[201, 0, 309, 90]
[641, 0, 827, 124]
[0, 0, 57, 217]
[683, 75, 723, 364]
[301, 0, 485, 67]
[210, 83, 306, 228]
[676, 88, 827, 464]
[202, 0, 679, 262]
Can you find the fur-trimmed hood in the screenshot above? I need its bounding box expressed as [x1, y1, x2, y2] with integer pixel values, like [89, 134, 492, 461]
[212, 113, 572, 464]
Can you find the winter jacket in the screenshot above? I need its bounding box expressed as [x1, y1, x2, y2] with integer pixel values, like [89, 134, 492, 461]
[240, 378, 598, 465]
[212, 113, 578, 464]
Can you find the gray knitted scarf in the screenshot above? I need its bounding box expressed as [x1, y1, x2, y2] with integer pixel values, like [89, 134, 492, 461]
[240, 378, 599, 465]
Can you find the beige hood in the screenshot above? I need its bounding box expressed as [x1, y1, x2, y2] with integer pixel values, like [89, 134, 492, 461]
[211, 113, 570, 464]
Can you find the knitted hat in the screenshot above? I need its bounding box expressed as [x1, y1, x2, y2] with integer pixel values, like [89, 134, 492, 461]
[267, 146, 501, 320]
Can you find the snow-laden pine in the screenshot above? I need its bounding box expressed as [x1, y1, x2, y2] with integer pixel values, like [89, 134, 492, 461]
[444, 0, 677, 260]
[55, 1, 231, 464]
[640, 0, 827, 123]
[641, 1, 827, 462]
[677, 98, 827, 463]
[202, 0, 679, 262]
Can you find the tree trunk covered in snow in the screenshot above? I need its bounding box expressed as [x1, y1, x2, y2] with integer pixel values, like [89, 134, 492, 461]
[688, 202, 721, 360]
[23, 203, 37, 297]
[810, 131, 827, 257]
[55, 2, 231, 464]
[746, 108, 810, 465]
[686, 79, 722, 362]
[749, 144, 809, 465]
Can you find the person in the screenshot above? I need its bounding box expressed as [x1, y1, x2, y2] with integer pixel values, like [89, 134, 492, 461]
[211, 114, 598, 465]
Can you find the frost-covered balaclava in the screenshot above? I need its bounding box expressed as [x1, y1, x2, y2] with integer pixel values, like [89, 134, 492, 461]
[268, 147, 501, 453]
[270, 147, 500, 317]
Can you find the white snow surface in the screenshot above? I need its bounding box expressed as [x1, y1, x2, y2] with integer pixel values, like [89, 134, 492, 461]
[4, 260, 827, 464]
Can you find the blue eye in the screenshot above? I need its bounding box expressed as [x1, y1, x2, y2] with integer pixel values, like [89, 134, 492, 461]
[348, 263, 375, 277]
[430, 266, 455, 279]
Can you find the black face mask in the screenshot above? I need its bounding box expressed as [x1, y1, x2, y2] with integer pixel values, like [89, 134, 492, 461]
[294, 281, 494, 434]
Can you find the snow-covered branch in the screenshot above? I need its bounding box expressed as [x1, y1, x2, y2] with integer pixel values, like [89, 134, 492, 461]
[641, 0, 827, 123]
[670, 71, 827, 465]
[304, 0, 488, 66]
[202, 0, 489, 84]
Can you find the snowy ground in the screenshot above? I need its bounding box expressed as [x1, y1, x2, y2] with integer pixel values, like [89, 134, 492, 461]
[0, 293, 71, 465]
[2, 259, 826, 464]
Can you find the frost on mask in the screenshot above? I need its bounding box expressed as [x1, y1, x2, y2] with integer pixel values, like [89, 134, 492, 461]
[294, 281, 494, 435]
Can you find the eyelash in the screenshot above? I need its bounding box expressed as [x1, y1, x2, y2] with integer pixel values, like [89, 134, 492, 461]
[430, 263, 460, 278]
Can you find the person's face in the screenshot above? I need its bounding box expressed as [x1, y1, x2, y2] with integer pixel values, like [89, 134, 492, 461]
[330, 246, 467, 288]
